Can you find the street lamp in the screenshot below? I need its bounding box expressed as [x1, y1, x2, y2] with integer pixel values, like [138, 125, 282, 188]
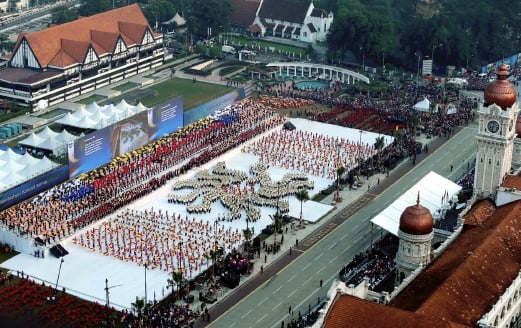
[274, 182, 281, 250]
[144, 263, 148, 305]
[360, 47, 365, 72]
[212, 220, 218, 279]
[431, 43, 443, 75]
[335, 144, 341, 202]
[104, 278, 122, 328]
[52, 258, 64, 299]
[414, 52, 421, 83]
[358, 130, 364, 178]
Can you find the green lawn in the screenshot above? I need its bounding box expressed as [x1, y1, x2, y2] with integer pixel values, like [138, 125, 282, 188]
[113, 82, 138, 91]
[140, 77, 232, 110]
[223, 35, 307, 57]
[76, 95, 105, 105]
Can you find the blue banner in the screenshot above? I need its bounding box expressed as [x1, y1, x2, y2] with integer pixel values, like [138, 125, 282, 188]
[0, 165, 69, 210]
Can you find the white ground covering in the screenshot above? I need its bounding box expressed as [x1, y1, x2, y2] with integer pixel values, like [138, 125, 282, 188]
[2, 118, 393, 310]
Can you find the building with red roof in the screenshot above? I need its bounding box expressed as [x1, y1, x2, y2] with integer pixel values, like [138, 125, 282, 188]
[0, 4, 163, 110]
[319, 63, 521, 327]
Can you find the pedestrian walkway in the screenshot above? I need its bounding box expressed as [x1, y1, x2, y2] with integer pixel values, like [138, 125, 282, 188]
[188, 131, 444, 326]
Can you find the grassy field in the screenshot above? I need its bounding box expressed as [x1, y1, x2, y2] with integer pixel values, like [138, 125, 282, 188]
[223, 35, 307, 57]
[140, 77, 232, 110]
[76, 95, 105, 105]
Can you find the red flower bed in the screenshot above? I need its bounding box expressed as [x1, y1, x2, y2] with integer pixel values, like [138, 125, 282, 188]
[0, 278, 119, 328]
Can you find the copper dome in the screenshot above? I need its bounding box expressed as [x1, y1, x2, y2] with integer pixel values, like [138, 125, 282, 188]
[484, 63, 516, 110]
[399, 196, 433, 235]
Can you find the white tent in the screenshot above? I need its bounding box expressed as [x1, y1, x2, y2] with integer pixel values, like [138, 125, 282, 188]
[19, 128, 80, 155]
[413, 98, 432, 112]
[446, 103, 458, 115]
[56, 101, 149, 131]
[370, 171, 462, 236]
[0, 148, 60, 193]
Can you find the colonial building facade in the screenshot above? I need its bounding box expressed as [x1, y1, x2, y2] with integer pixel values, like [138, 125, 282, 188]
[474, 64, 518, 199]
[0, 4, 164, 110]
[231, 0, 333, 42]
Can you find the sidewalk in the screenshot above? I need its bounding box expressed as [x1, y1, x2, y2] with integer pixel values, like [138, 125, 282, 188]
[187, 132, 441, 324]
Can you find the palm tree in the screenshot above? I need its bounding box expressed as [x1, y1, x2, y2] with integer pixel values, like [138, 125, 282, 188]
[167, 270, 184, 299]
[243, 226, 252, 256]
[131, 296, 145, 319]
[295, 189, 309, 228]
[269, 213, 282, 248]
[336, 166, 345, 202]
[374, 136, 385, 171]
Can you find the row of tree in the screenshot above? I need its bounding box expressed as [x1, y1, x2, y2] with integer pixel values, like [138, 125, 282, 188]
[52, 0, 521, 72]
[319, 0, 521, 71]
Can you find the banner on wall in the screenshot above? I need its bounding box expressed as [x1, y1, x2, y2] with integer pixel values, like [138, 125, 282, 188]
[68, 97, 184, 178]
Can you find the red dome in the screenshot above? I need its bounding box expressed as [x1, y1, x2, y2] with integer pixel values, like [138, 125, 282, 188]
[484, 63, 516, 109]
[399, 197, 433, 235]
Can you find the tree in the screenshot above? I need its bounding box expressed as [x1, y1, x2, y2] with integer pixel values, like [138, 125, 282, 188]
[336, 165, 345, 202]
[195, 44, 206, 56]
[295, 189, 309, 229]
[208, 46, 222, 59]
[167, 270, 184, 298]
[51, 5, 78, 25]
[374, 136, 385, 171]
[243, 226, 252, 256]
[131, 296, 145, 318]
[78, 0, 113, 17]
[186, 0, 232, 39]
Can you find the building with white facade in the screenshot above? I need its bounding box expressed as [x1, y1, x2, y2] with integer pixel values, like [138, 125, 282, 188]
[0, 4, 164, 110]
[319, 64, 521, 328]
[231, 0, 333, 43]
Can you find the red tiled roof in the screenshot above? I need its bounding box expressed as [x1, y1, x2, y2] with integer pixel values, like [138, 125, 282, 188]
[14, 4, 154, 69]
[258, 0, 310, 24]
[249, 24, 260, 33]
[392, 199, 521, 326]
[324, 294, 462, 328]
[91, 30, 121, 55]
[502, 172, 521, 189]
[230, 0, 260, 27]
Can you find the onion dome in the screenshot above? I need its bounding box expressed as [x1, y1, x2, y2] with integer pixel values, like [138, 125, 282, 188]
[484, 63, 516, 109]
[399, 193, 433, 235]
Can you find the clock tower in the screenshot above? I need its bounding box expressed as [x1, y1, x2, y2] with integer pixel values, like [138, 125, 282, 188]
[474, 63, 518, 199]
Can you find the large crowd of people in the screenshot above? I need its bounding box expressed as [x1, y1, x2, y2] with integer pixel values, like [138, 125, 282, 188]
[242, 129, 376, 179]
[0, 59, 496, 327]
[0, 100, 284, 246]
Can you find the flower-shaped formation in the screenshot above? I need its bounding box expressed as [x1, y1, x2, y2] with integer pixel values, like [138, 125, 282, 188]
[168, 161, 314, 222]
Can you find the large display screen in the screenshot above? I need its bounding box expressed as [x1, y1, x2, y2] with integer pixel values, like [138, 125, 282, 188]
[68, 97, 183, 178]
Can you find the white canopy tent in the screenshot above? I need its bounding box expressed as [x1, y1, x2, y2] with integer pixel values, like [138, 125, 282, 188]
[413, 98, 433, 112]
[0, 148, 60, 193]
[56, 101, 149, 131]
[370, 171, 462, 236]
[18, 127, 80, 155]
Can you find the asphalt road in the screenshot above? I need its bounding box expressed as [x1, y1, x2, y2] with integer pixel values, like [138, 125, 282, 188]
[196, 123, 478, 328]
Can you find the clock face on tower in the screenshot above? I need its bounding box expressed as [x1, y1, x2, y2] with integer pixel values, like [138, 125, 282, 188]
[487, 120, 500, 133]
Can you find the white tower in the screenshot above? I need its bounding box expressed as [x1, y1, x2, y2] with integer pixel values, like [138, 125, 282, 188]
[474, 63, 518, 199]
[395, 193, 433, 285]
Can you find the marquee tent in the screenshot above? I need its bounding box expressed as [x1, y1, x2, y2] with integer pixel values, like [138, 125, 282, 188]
[370, 171, 462, 236]
[18, 127, 80, 155]
[56, 100, 149, 131]
[0, 148, 60, 192]
[413, 98, 433, 112]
